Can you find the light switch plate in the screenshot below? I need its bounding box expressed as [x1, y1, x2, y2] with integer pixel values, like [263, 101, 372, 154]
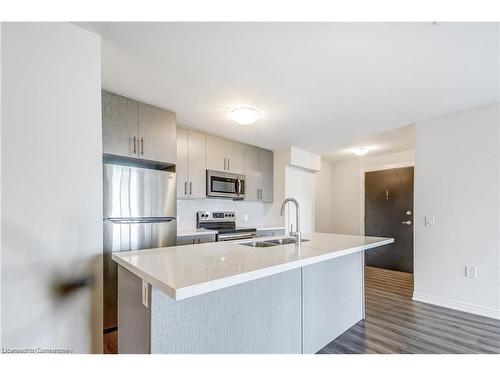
[465, 266, 477, 278]
[425, 216, 435, 227]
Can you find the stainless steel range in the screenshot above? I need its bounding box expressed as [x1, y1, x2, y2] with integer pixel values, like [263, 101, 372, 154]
[196, 211, 256, 241]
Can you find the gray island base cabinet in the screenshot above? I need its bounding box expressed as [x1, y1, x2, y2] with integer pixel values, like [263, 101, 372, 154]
[117, 252, 364, 354]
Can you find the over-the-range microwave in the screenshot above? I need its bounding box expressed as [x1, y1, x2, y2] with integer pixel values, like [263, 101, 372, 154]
[206, 169, 245, 200]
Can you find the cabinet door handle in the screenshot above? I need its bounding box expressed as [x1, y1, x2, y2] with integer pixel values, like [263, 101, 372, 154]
[197, 237, 200, 244]
[192, 238, 195, 244]
[227, 159, 230, 171]
[224, 158, 226, 170]
[133, 136, 137, 155]
[140, 137, 144, 155]
[189, 182, 192, 195]
[184, 181, 187, 196]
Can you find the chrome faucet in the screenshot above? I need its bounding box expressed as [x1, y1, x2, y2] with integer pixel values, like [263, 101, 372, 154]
[280, 198, 301, 244]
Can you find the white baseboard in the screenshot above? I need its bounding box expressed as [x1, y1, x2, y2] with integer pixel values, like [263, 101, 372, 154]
[412, 292, 500, 320]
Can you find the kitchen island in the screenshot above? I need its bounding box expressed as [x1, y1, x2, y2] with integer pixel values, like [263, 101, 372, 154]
[112, 232, 393, 354]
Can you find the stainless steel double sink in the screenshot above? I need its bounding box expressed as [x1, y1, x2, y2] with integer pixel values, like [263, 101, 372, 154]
[240, 237, 310, 247]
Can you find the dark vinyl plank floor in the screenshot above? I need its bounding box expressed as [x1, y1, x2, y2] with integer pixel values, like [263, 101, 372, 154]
[318, 266, 500, 354]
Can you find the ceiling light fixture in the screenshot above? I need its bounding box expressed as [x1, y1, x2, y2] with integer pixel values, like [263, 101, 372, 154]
[352, 147, 369, 156]
[228, 107, 261, 125]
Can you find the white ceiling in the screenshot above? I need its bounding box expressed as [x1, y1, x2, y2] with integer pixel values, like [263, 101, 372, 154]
[324, 123, 414, 163]
[78, 22, 499, 156]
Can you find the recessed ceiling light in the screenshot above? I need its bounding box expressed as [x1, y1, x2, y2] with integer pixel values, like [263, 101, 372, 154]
[352, 147, 369, 156]
[228, 107, 261, 125]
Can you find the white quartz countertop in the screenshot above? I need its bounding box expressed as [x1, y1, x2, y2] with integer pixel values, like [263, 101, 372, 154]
[112, 232, 393, 301]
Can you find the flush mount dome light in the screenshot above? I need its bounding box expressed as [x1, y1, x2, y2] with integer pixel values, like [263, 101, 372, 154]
[228, 107, 261, 125]
[352, 147, 369, 156]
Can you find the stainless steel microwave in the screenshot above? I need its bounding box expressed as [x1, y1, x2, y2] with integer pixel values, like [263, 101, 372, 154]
[206, 170, 245, 199]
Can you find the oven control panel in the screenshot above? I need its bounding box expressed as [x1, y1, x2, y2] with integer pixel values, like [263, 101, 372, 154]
[197, 211, 236, 222]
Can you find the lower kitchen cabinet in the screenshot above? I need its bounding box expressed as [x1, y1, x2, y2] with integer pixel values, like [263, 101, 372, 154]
[176, 234, 216, 245]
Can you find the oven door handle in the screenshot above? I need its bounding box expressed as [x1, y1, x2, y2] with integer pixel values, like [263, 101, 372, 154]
[217, 232, 255, 241]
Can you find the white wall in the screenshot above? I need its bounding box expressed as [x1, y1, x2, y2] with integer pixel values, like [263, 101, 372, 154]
[315, 160, 335, 233]
[0, 22, 3, 343]
[263, 147, 318, 233]
[413, 104, 500, 319]
[330, 150, 414, 235]
[1, 23, 103, 352]
[285, 165, 316, 233]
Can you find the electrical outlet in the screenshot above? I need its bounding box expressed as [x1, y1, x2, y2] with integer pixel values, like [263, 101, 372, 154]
[425, 216, 435, 227]
[465, 266, 477, 278]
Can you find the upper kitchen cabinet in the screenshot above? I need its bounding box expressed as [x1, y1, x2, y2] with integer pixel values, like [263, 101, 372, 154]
[138, 102, 176, 164]
[179, 125, 273, 202]
[205, 134, 227, 172]
[244, 147, 274, 203]
[205, 135, 246, 174]
[102, 91, 176, 165]
[187, 130, 207, 198]
[176, 127, 189, 198]
[244, 146, 260, 201]
[177, 127, 206, 199]
[102, 91, 139, 158]
[259, 148, 273, 203]
[226, 140, 246, 174]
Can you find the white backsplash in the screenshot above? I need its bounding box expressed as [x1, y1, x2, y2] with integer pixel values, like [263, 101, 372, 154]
[177, 199, 266, 230]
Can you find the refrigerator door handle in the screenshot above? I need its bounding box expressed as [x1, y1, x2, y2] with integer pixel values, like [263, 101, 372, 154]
[106, 217, 176, 224]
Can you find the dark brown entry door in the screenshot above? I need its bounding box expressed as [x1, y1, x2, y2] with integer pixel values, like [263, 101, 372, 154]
[365, 167, 414, 273]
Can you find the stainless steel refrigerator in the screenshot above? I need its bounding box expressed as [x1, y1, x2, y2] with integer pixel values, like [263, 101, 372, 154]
[103, 163, 176, 331]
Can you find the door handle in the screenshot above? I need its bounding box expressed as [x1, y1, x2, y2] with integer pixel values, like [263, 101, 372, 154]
[236, 178, 241, 196]
[402, 221, 412, 225]
[227, 159, 230, 171]
[189, 182, 192, 195]
[140, 137, 144, 155]
[133, 136, 137, 155]
[224, 158, 226, 170]
[184, 181, 187, 196]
